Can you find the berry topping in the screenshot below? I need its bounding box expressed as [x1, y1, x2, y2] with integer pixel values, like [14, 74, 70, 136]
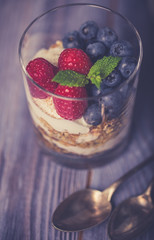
[83, 103, 102, 126]
[62, 31, 84, 49]
[100, 92, 124, 120]
[103, 69, 122, 87]
[26, 58, 58, 98]
[88, 56, 121, 88]
[86, 42, 106, 62]
[97, 27, 118, 48]
[118, 57, 137, 78]
[119, 83, 130, 99]
[58, 48, 92, 75]
[100, 82, 114, 95]
[79, 21, 99, 41]
[53, 85, 88, 120]
[86, 83, 101, 97]
[86, 81, 113, 97]
[110, 40, 133, 57]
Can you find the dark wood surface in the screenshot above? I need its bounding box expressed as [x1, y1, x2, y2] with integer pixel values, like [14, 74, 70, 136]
[0, 0, 154, 239]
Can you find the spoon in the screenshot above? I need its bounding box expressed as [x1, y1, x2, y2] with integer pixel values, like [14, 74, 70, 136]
[52, 155, 154, 232]
[108, 178, 154, 240]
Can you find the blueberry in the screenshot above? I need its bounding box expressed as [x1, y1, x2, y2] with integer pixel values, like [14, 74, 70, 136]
[97, 27, 118, 48]
[62, 31, 84, 49]
[99, 92, 124, 120]
[110, 40, 133, 57]
[79, 21, 98, 41]
[100, 82, 113, 95]
[86, 83, 101, 97]
[83, 103, 102, 126]
[103, 70, 122, 87]
[119, 80, 136, 102]
[86, 82, 112, 98]
[119, 84, 130, 99]
[86, 42, 106, 62]
[85, 38, 97, 46]
[118, 57, 137, 78]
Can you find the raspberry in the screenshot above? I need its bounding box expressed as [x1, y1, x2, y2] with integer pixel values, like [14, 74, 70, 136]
[26, 58, 58, 98]
[58, 48, 92, 75]
[53, 85, 88, 120]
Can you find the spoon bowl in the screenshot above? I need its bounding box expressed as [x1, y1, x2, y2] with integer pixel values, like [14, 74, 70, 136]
[53, 189, 112, 231]
[108, 179, 154, 240]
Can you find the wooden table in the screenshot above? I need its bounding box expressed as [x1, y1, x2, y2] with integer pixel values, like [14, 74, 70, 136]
[0, 0, 154, 239]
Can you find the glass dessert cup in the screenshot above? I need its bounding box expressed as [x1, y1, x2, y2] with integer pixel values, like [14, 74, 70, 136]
[19, 3, 143, 169]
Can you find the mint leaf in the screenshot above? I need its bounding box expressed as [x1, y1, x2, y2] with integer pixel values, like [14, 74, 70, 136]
[52, 70, 89, 87]
[88, 56, 121, 89]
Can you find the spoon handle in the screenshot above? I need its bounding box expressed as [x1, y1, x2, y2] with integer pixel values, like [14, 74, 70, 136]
[143, 177, 154, 197]
[106, 154, 154, 201]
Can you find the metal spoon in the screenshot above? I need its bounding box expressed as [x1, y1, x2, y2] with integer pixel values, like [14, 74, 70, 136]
[108, 178, 154, 240]
[52, 155, 154, 232]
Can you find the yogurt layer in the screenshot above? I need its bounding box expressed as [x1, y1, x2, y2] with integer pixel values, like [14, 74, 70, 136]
[25, 78, 91, 135]
[33, 41, 64, 67]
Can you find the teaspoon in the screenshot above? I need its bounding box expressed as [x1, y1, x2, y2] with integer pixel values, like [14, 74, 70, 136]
[108, 178, 154, 240]
[52, 155, 154, 232]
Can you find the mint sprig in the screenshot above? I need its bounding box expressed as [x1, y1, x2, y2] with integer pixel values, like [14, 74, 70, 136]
[52, 70, 89, 87]
[52, 56, 121, 89]
[88, 56, 121, 89]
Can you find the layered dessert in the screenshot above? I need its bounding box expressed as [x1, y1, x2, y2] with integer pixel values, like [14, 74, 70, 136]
[24, 21, 137, 157]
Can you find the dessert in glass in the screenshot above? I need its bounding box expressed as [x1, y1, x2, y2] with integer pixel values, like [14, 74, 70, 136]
[19, 3, 143, 168]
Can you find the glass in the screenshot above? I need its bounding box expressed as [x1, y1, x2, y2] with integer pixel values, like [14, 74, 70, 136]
[19, 3, 143, 168]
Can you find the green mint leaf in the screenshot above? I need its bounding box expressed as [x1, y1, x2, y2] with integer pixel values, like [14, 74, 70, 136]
[52, 70, 89, 87]
[88, 56, 121, 89]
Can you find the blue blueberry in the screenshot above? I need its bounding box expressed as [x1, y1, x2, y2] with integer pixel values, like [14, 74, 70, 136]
[119, 84, 129, 99]
[85, 38, 97, 46]
[62, 31, 84, 49]
[83, 103, 102, 126]
[86, 42, 106, 62]
[86, 82, 112, 98]
[97, 27, 118, 48]
[79, 21, 99, 41]
[110, 40, 133, 57]
[100, 82, 113, 95]
[99, 92, 124, 120]
[119, 80, 137, 102]
[103, 70, 122, 88]
[118, 57, 137, 78]
[86, 83, 101, 97]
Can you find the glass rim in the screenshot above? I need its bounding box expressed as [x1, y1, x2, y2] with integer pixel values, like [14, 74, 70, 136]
[18, 2, 143, 101]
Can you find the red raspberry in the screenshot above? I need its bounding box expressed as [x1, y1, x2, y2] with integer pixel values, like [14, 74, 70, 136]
[26, 58, 58, 98]
[53, 85, 88, 120]
[58, 48, 92, 75]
